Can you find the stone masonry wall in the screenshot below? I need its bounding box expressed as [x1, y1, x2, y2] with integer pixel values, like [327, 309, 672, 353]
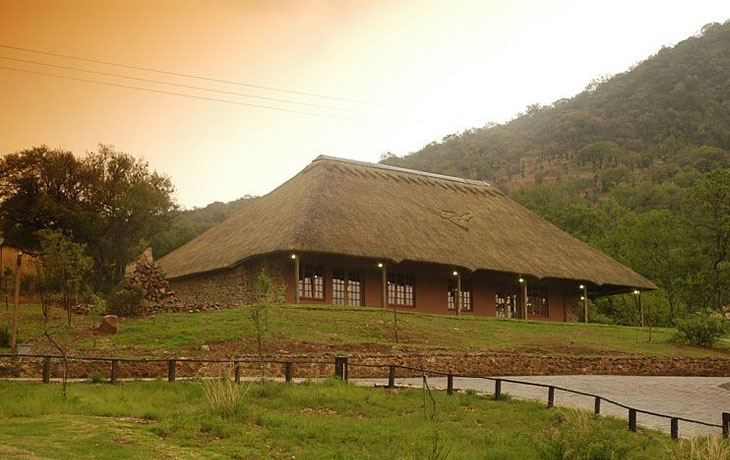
[169, 256, 288, 307]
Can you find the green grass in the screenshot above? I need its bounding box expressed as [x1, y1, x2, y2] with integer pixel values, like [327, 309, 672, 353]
[2, 303, 729, 358]
[0, 379, 675, 459]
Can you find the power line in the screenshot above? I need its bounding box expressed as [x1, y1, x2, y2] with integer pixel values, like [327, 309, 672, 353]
[0, 65, 408, 126]
[0, 55, 428, 123]
[0, 43, 419, 112]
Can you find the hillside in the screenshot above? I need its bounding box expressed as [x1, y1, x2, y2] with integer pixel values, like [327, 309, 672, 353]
[382, 21, 730, 322]
[150, 195, 257, 258]
[383, 21, 730, 196]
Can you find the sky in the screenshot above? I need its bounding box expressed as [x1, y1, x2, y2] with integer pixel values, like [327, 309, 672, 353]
[1, 1, 729, 208]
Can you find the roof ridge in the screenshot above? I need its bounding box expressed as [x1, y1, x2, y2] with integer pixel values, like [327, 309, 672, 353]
[313, 155, 491, 187]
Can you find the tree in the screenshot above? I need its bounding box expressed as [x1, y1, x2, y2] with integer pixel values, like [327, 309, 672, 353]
[0, 145, 177, 288]
[37, 230, 93, 326]
[685, 169, 730, 310]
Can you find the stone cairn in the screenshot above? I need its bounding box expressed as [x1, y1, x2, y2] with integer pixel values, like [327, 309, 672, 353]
[123, 261, 180, 315]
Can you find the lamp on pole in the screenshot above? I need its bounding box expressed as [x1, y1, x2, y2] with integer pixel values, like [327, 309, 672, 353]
[579, 284, 589, 323]
[453, 271, 461, 316]
[633, 290, 643, 328]
[518, 276, 527, 320]
[291, 254, 299, 305]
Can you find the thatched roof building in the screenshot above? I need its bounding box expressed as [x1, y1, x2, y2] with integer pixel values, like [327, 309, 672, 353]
[159, 156, 654, 321]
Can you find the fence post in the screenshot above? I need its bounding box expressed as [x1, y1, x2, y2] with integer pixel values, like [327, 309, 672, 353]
[628, 409, 637, 432]
[234, 361, 240, 384]
[168, 359, 176, 383]
[285, 362, 293, 383]
[387, 365, 396, 389]
[42, 357, 51, 384]
[547, 386, 555, 408]
[723, 412, 730, 439]
[110, 360, 118, 385]
[447, 374, 454, 395]
[494, 379, 502, 401]
[594, 396, 601, 415]
[334, 356, 348, 381]
[670, 418, 679, 439]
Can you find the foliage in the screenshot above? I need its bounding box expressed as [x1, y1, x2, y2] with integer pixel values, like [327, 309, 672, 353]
[0, 144, 177, 288]
[87, 370, 105, 384]
[0, 322, 10, 347]
[106, 285, 144, 317]
[383, 22, 730, 324]
[36, 229, 93, 325]
[149, 195, 257, 258]
[673, 310, 729, 347]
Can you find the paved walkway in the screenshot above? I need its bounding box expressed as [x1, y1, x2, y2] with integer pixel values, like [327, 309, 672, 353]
[353, 375, 730, 437]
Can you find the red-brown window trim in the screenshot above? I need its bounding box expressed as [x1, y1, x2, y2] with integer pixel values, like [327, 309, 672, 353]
[299, 264, 325, 301]
[387, 273, 415, 307]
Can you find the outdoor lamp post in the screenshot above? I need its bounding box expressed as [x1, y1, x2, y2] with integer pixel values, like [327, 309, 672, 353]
[291, 254, 299, 304]
[633, 289, 643, 328]
[579, 284, 588, 323]
[452, 271, 461, 316]
[518, 276, 527, 320]
[378, 263, 386, 308]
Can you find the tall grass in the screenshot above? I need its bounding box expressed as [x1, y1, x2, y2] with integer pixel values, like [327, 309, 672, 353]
[667, 436, 730, 460]
[202, 373, 251, 417]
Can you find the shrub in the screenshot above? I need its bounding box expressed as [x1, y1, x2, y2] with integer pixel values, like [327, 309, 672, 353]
[674, 310, 729, 347]
[88, 370, 105, 384]
[0, 322, 11, 348]
[106, 285, 144, 317]
[203, 374, 251, 417]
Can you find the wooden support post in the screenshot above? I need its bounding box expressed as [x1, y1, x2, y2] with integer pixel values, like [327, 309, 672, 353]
[455, 272, 461, 316]
[380, 265, 387, 308]
[670, 418, 679, 439]
[11, 251, 21, 351]
[234, 361, 241, 384]
[168, 359, 176, 383]
[447, 374, 454, 395]
[594, 396, 601, 415]
[42, 357, 51, 383]
[110, 360, 118, 385]
[519, 278, 527, 320]
[293, 255, 300, 305]
[334, 356, 348, 381]
[387, 365, 395, 389]
[547, 386, 555, 408]
[723, 412, 730, 439]
[582, 284, 589, 323]
[494, 379, 502, 400]
[628, 409, 637, 432]
[285, 362, 293, 383]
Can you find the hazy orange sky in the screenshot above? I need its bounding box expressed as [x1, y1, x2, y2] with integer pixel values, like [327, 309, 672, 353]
[1, 1, 729, 207]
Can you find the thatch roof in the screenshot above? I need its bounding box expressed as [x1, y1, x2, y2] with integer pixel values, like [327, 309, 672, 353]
[158, 156, 656, 292]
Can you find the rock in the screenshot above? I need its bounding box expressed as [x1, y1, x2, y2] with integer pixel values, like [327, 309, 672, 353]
[200, 344, 210, 351]
[98, 315, 119, 334]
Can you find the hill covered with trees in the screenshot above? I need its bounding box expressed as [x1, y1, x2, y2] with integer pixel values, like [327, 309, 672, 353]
[383, 21, 730, 324]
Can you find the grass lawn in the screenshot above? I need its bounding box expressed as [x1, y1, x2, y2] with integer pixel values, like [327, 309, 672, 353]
[1, 303, 728, 358]
[0, 379, 677, 459]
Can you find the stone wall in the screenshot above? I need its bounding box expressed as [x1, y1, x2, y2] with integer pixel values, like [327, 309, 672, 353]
[2, 353, 729, 380]
[169, 256, 288, 307]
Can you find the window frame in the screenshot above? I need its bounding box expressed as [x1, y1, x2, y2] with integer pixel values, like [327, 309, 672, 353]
[298, 264, 325, 301]
[332, 269, 363, 306]
[387, 273, 415, 307]
[447, 279, 473, 311]
[527, 287, 549, 317]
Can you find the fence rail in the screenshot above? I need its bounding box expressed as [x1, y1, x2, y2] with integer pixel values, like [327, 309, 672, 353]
[2, 353, 727, 439]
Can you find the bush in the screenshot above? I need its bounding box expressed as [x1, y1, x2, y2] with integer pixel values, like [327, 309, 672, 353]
[0, 322, 11, 348]
[674, 310, 729, 347]
[88, 370, 105, 384]
[106, 285, 144, 317]
[203, 373, 251, 417]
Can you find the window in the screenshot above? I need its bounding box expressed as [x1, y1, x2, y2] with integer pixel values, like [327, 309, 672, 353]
[299, 264, 324, 300]
[527, 288, 548, 317]
[332, 270, 363, 306]
[447, 279, 473, 311]
[387, 273, 415, 307]
[495, 293, 518, 318]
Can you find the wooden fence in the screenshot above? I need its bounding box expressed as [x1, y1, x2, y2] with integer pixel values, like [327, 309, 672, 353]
[2, 353, 728, 440]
